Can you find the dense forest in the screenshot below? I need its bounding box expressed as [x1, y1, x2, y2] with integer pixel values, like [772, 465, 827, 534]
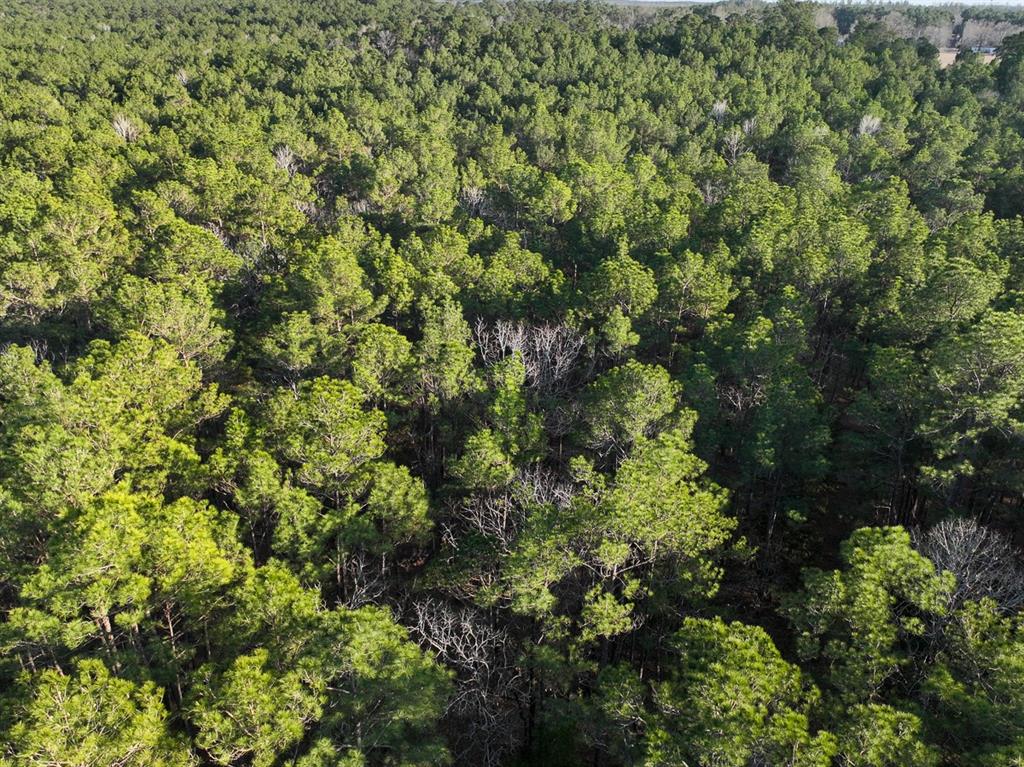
[2, 0, 1024, 764]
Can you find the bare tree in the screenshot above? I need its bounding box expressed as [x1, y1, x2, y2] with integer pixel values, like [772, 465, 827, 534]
[340, 551, 388, 608]
[474, 319, 585, 394]
[273, 144, 298, 176]
[410, 599, 525, 767]
[961, 19, 1024, 49]
[460, 184, 486, 216]
[348, 198, 372, 215]
[513, 464, 575, 509]
[711, 99, 729, 123]
[722, 128, 745, 164]
[458, 493, 524, 552]
[112, 114, 139, 142]
[914, 517, 1024, 614]
[374, 28, 398, 57]
[699, 177, 724, 206]
[858, 114, 883, 137]
[455, 467, 575, 553]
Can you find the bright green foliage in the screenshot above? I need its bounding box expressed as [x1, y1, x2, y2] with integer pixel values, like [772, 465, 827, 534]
[687, 296, 829, 486]
[287, 235, 379, 330]
[400, 228, 483, 305]
[605, 420, 734, 591]
[835, 704, 938, 767]
[215, 401, 431, 591]
[580, 245, 658, 354]
[0, 169, 130, 324]
[450, 428, 517, 491]
[581, 361, 680, 458]
[651, 246, 735, 338]
[263, 377, 386, 497]
[318, 606, 453, 766]
[1, 660, 194, 767]
[475, 233, 563, 317]
[189, 649, 324, 767]
[451, 354, 544, 489]
[922, 310, 1024, 481]
[191, 564, 450, 767]
[641, 617, 836, 767]
[356, 461, 433, 552]
[1, 1, 1024, 764]
[101, 275, 231, 365]
[853, 178, 929, 336]
[498, 418, 732, 632]
[505, 164, 576, 230]
[4, 489, 245, 682]
[129, 192, 242, 283]
[486, 355, 544, 459]
[0, 334, 224, 519]
[785, 527, 954, 699]
[923, 599, 1024, 764]
[349, 323, 415, 405]
[414, 298, 480, 408]
[257, 311, 335, 382]
[206, 408, 320, 557]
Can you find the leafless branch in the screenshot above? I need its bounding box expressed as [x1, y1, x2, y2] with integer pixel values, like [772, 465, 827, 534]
[914, 517, 1024, 614]
[112, 114, 139, 142]
[410, 599, 525, 767]
[474, 319, 584, 394]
